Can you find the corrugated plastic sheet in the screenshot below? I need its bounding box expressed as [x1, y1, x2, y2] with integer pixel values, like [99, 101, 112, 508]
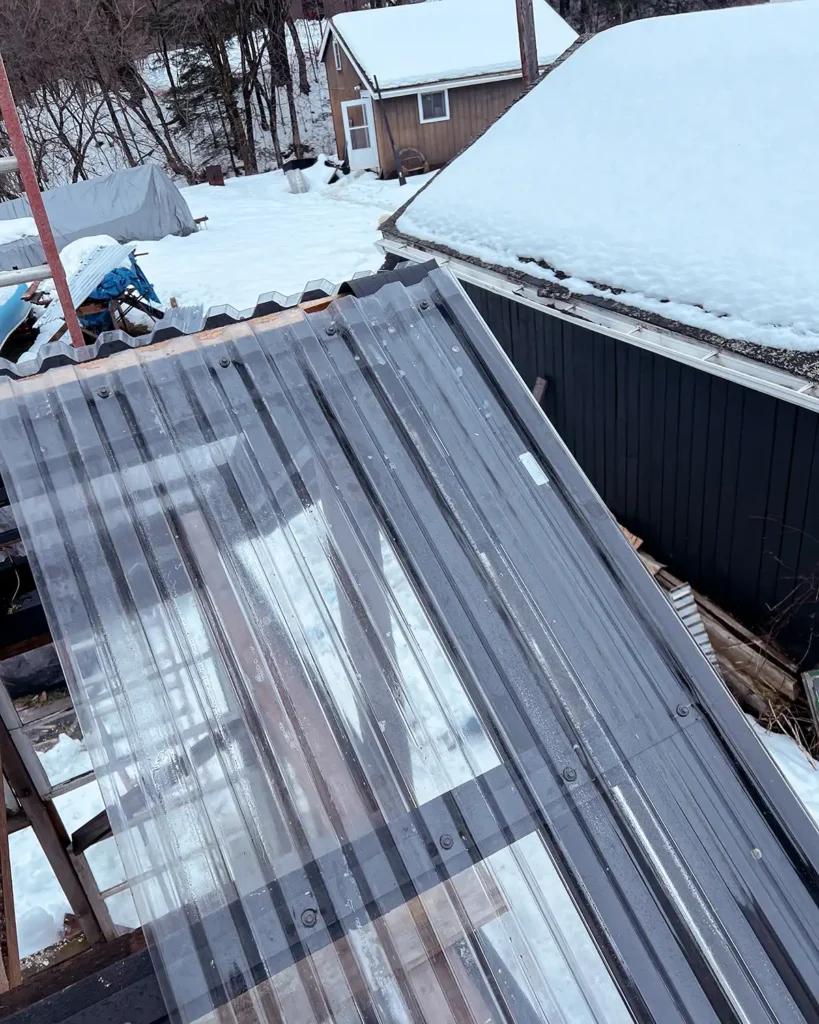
[1, 266, 819, 1023]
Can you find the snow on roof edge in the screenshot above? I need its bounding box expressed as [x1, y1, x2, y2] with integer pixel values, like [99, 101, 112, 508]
[379, 220, 819, 389]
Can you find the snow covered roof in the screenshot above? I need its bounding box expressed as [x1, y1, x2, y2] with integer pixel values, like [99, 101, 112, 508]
[393, 1, 819, 357]
[324, 0, 577, 91]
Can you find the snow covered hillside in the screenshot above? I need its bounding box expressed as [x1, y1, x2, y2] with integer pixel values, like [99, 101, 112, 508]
[397, 1, 819, 352]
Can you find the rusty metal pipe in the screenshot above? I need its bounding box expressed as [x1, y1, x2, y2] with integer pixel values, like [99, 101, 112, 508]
[0, 56, 84, 348]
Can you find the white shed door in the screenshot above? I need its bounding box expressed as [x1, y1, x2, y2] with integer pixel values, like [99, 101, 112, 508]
[341, 98, 379, 171]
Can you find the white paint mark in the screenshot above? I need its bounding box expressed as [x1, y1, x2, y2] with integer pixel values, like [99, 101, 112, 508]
[519, 451, 549, 487]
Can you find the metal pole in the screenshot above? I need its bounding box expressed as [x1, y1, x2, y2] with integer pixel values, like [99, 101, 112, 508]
[372, 76, 406, 186]
[0, 55, 84, 348]
[515, 0, 539, 91]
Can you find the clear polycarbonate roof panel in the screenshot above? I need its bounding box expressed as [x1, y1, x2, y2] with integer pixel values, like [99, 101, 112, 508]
[0, 266, 818, 1024]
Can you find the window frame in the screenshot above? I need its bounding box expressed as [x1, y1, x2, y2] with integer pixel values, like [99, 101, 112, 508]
[417, 88, 450, 124]
[332, 37, 343, 73]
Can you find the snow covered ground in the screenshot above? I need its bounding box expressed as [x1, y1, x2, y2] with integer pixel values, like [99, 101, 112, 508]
[134, 165, 432, 313]
[397, 1, 819, 352]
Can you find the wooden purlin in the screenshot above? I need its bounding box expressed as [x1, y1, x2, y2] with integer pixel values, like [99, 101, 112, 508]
[0, 739, 20, 990]
[0, 716, 106, 947]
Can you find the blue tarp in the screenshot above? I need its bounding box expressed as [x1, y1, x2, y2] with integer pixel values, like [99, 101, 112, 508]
[80, 255, 160, 332]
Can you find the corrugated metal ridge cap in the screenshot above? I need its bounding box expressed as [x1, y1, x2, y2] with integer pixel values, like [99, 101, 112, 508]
[1, 262, 438, 381]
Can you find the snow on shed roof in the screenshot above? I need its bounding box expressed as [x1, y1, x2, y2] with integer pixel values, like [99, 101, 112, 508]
[327, 0, 577, 91]
[395, 1, 819, 355]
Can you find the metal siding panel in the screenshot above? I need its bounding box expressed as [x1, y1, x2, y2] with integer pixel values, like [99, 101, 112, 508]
[726, 388, 778, 622]
[672, 363, 697, 567]
[633, 346, 654, 539]
[787, 435, 819, 659]
[697, 375, 729, 594]
[710, 385, 746, 605]
[773, 409, 818, 616]
[612, 330, 628, 522]
[646, 350, 668, 556]
[623, 342, 641, 526]
[551, 311, 567, 438]
[659, 358, 682, 564]
[589, 323, 608, 497]
[755, 400, 799, 623]
[601, 331, 619, 517]
[684, 368, 713, 593]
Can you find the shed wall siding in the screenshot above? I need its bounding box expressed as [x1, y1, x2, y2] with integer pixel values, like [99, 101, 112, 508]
[374, 78, 523, 176]
[464, 283, 819, 666]
[323, 40, 367, 163]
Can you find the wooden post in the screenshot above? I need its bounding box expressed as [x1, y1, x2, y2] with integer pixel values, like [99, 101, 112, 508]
[0, 744, 21, 989]
[0, 718, 105, 946]
[515, 0, 539, 91]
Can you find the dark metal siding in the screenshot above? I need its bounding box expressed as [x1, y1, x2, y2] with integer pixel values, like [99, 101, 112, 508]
[464, 282, 819, 666]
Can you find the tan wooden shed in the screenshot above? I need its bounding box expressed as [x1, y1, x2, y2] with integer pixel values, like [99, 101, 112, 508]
[319, 0, 576, 178]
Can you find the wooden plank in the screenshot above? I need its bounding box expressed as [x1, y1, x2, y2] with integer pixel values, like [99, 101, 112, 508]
[0, 929, 145, 1016]
[0, 717, 104, 946]
[0, 634, 51, 664]
[299, 295, 337, 314]
[0, 741, 21, 988]
[71, 809, 112, 856]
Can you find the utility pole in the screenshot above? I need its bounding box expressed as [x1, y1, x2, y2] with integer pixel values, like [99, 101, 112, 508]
[515, 0, 538, 91]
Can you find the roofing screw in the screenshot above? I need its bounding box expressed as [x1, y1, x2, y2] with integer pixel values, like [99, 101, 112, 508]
[97, 386, 110, 399]
[419, 300, 430, 310]
[300, 908, 317, 928]
[676, 703, 691, 718]
[439, 833, 454, 851]
[325, 325, 337, 336]
[562, 766, 577, 783]
[219, 356, 230, 368]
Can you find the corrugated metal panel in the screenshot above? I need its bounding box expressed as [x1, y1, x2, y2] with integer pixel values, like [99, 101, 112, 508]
[0, 267, 818, 1023]
[35, 242, 137, 342]
[668, 583, 721, 673]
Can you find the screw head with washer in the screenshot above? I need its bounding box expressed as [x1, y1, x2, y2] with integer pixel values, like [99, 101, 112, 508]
[676, 704, 691, 717]
[439, 833, 454, 850]
[562, 766, 577, 782]
[97, 386, 110, 399]
[219, 356, 230, 368]
[300, 908, 317, 928]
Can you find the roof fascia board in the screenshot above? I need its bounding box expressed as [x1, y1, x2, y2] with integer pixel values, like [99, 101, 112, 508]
[320, 21, 374, 90]
[378, 70, 526, 98]
[378, 237, 819, 414]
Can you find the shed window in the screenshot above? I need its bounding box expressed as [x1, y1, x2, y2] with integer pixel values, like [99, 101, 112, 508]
[418, 89, 450, 123]
[332, 37, 342, 72]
